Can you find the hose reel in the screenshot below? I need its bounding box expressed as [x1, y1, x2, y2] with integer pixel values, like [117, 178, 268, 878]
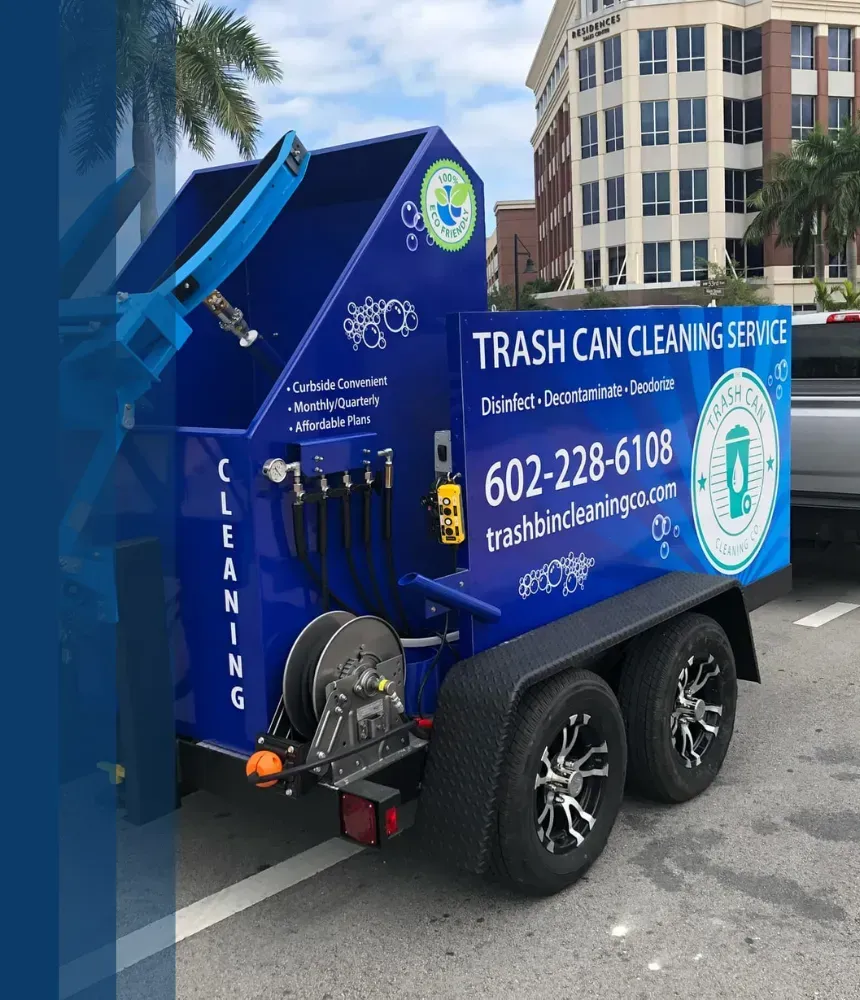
[282, 612, 410, 784]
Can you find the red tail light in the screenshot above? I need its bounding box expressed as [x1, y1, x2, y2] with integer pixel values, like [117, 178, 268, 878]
[826, 313, 860, 323]
[339, 790, 403, 847]
[340, 793, 378, 846]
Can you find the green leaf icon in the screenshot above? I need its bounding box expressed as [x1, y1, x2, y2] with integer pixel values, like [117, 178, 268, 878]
[450, 183, 470, 208]
[435, 186, 449, 206]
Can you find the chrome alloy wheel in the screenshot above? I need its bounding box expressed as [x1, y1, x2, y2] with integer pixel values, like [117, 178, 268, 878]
[671, 654, 724, 768]
[534, 713, 610, 854]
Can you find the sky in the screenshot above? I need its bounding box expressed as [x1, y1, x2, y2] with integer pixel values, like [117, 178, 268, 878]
[174, 0, 555, 239]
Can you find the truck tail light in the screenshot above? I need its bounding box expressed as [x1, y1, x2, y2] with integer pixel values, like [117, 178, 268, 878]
[339, 788, 402, 847]
[340, 793, 378, 846]
[826, 313, 860, 323]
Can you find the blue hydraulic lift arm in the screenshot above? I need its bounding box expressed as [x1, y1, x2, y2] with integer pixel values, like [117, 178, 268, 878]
[60, 131, 310, 614]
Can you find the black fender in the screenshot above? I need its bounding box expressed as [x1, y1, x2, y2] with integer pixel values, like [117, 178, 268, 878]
[417, 569, 784, 874]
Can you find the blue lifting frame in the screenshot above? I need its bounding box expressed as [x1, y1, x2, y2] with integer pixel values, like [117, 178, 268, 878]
[60, 130, 310, 621]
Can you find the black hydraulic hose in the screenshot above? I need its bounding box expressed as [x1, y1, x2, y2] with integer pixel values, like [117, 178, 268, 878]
[363, 485, 389, 619]
[290, 500, 357, 615]
[382, 484, 410, 636]
[318, 497, 330, 612]
[341, 490, 376, 613]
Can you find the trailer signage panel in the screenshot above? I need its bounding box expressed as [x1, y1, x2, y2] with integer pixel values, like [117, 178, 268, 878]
[448, 307, 792, 655]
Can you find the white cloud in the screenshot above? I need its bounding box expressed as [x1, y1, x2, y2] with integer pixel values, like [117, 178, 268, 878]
[171, 0, 553, 222]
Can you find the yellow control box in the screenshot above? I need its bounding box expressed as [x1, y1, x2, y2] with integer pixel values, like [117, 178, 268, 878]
[437, 482, 465, 544]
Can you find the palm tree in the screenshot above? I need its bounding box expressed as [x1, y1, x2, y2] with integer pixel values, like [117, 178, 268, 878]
[62, 0, 282, 239]
[745, 117, 860, 293]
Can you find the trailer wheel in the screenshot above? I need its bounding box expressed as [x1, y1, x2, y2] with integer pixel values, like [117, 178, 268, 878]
[493, 669, 626, 896]
[618, 612, 737, 803]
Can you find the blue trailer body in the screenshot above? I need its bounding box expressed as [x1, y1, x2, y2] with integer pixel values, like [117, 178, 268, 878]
[113, 126, 791, 763]
[116, 128, 487, 754]
[447, 307, 792, 657]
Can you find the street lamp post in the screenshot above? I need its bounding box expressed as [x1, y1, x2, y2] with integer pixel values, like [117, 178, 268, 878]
[513, 233, 537, 310]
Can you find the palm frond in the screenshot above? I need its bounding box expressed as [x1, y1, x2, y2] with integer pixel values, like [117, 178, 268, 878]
[178, 2, 282, 83]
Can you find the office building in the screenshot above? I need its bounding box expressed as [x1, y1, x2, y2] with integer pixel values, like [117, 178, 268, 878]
[527, 0, 860, 308]
[485, 200, 539, 295]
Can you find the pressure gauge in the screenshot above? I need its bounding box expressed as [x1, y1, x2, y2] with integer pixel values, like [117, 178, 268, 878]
[263, 458, 289, 484]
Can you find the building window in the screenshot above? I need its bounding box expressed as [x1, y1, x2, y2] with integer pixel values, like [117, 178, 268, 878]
[581, 113, 599, 159]
[745, 98, 762, 143]
[641, 101, 670, 145]
[829, 97, 853, 135]
[791, 25, 815, 70]
[605, 105, 624, 153]
[726, 239, 764, 278]
[678, 98, 706, 143]
[723, 27, 762, 75]
[746, 167, 763, 202]
[829, 27, 853, 72]
[676, 26, 705, 72]
[744, 28, 762, 73]
[606, 176, 626, 221]
[644, 242, 671, 283]
[608, 245, 627, 285]
[724, 99, 744, 144]
[584, 249, 602, 288]
[643, 171, 671, 216]
[793, 243, 815, 280]
[723, 28, 743, 74]
[604, 35, 622, 83]
[535, 43, 569, 121]
[830, 249, 848, 279]
[579, 45, 596, 91]
[792, 96, 815, 140]
[725, 99, 762, 143]
[680, 169, 708, 214]
[582, 181, 600, 226]
[680, 240, 709, 282]
[639, 29, 668, 75]
[725, 169, 746, 213]
[793, 303, 818, 313]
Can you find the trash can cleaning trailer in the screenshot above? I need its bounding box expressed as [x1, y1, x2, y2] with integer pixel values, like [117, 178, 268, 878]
[113, 126, 792, 895]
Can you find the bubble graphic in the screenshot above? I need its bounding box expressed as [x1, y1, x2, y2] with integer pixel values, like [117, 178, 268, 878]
[519, 552, 595, 600]
[776, 384, 783, 400]
[768, 375, 773, 387]
[406, 232, 419, 252]
[673, 524, 680, 538]
[651, 514, 671, 542]
[344, 318, 354, 335]
[414, 213, 426, 233]
[383, 299, 407, 334]
[348, 302, 357, 316]
[426, 232, 434, 246]
[400, 200, 420, 228]
[362, 323, 385, 349]
[660, 541, 670, 560]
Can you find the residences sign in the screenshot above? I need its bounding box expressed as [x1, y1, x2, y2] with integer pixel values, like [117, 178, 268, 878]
[572, 12, 621, 43]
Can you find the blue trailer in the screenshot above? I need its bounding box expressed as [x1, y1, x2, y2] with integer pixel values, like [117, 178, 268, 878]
[72, 126, 791, 895]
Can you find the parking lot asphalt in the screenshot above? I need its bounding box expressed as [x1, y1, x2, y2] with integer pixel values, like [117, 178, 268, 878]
[117, 543, 859, 1000]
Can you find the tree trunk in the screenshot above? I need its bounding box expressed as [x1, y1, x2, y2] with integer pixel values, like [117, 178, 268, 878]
[847, 237, 858, 288]
[814, 208, 827, 309]
[132, 93, 158, 241]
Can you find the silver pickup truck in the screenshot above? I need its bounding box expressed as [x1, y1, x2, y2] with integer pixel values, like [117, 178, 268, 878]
[791, 311, 860, 544]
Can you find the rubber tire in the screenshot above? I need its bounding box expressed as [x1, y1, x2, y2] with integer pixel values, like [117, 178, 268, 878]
[493, 669, 627, 897]
[617, 612, 738, 804]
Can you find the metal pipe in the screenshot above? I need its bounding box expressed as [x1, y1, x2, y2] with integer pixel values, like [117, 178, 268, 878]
[398, 573, 502, 623]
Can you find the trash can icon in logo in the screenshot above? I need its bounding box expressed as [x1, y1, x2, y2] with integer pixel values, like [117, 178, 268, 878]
[725, 424, 752, 519]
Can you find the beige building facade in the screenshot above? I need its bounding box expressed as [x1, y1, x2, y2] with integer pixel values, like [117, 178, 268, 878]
[527, 0, 860, 309]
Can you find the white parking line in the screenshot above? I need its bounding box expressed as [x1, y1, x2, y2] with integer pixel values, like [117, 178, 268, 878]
[59, 838, 364, 998]
[793, 602, 860, 628]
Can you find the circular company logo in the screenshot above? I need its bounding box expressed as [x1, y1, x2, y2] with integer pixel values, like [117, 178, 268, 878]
[691, 367, 779, 575]
[421, 159, 477, 252]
